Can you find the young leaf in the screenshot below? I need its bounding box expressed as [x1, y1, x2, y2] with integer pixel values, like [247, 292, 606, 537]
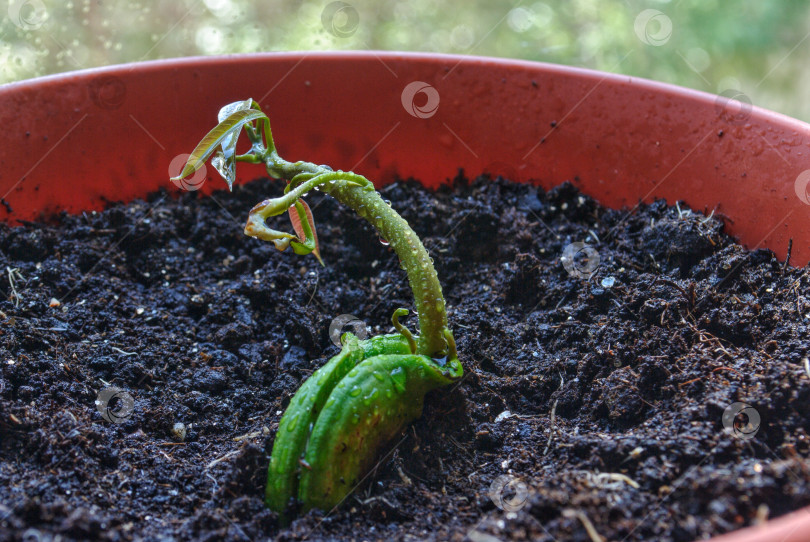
[218, 98, 256, 123]
[218, 99, 255, 180]
[289, 199, 323, 265]
[171, 109, 266, 186]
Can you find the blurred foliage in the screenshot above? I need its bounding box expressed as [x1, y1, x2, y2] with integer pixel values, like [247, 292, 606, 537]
[1, 0, 809, 121]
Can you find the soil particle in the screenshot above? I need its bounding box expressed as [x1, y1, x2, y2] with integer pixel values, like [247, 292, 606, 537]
[1, 174, 809, 541]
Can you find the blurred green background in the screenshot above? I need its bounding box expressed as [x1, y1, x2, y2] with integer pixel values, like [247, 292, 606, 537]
[2, 0, 809, 121]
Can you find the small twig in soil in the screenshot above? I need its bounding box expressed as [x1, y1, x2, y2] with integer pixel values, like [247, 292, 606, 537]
[233, 427, 270, 442]
[305, 271, 319, 308]
[712, 366, 742, 377]
[653, 278, 696, 317]
[588, 472, 640, 489]
[753, 504, 770, 525]
[786, 269, 808, 296]
[562, 509, 606, 542]
[544, 372, 564, 456]
[206, 450, 240, 469]
[112, 347, 137, 356]
[685, 321, 735, 359]
[358, 495, 396, 508]
[803, 357, 810, 379]
[397, 466, 412, 486]
[783, 238, 793, 273]
[6, 267, 24, 308]
[678, 366, 742, 388]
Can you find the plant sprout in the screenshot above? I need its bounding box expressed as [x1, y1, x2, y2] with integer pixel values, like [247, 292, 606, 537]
[171, 99, 463, 522]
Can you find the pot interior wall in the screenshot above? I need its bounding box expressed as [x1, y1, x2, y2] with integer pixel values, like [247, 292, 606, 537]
[1, 53, 808, 265]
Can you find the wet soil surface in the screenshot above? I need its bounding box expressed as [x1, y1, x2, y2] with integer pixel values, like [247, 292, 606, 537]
[1, 174, 809, 542]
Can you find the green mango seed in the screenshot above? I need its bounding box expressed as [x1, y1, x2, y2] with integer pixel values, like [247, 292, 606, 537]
[297, 352, 462, 512]
[265, 333, 462, 522]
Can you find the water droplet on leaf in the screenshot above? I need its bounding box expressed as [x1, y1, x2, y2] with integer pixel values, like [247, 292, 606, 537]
[363, 388, 379, 405]
[390, 366, 407, 394]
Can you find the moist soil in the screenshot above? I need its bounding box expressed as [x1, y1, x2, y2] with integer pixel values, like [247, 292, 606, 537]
[0, 174, 808, 542]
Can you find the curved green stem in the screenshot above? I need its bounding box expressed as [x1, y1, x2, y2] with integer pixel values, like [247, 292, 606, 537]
[245, 152, 451, 358]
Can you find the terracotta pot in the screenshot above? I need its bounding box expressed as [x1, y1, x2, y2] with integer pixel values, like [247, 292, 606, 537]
[0, 52, 808, 541]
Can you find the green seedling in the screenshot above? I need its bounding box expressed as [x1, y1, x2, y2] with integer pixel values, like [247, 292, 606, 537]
[171, 99, 463, 523]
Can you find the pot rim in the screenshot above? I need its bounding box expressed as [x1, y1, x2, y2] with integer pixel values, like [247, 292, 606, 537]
[4, 49, 809, 131]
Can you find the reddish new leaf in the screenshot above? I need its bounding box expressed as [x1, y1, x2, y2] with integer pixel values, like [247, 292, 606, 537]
[289, 199, 323, 264]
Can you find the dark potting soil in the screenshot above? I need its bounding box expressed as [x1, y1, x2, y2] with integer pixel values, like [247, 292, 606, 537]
[0, 174, 809, 542]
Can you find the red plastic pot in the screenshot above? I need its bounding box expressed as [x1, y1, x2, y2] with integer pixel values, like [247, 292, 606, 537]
[1, 52, 808, 541]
